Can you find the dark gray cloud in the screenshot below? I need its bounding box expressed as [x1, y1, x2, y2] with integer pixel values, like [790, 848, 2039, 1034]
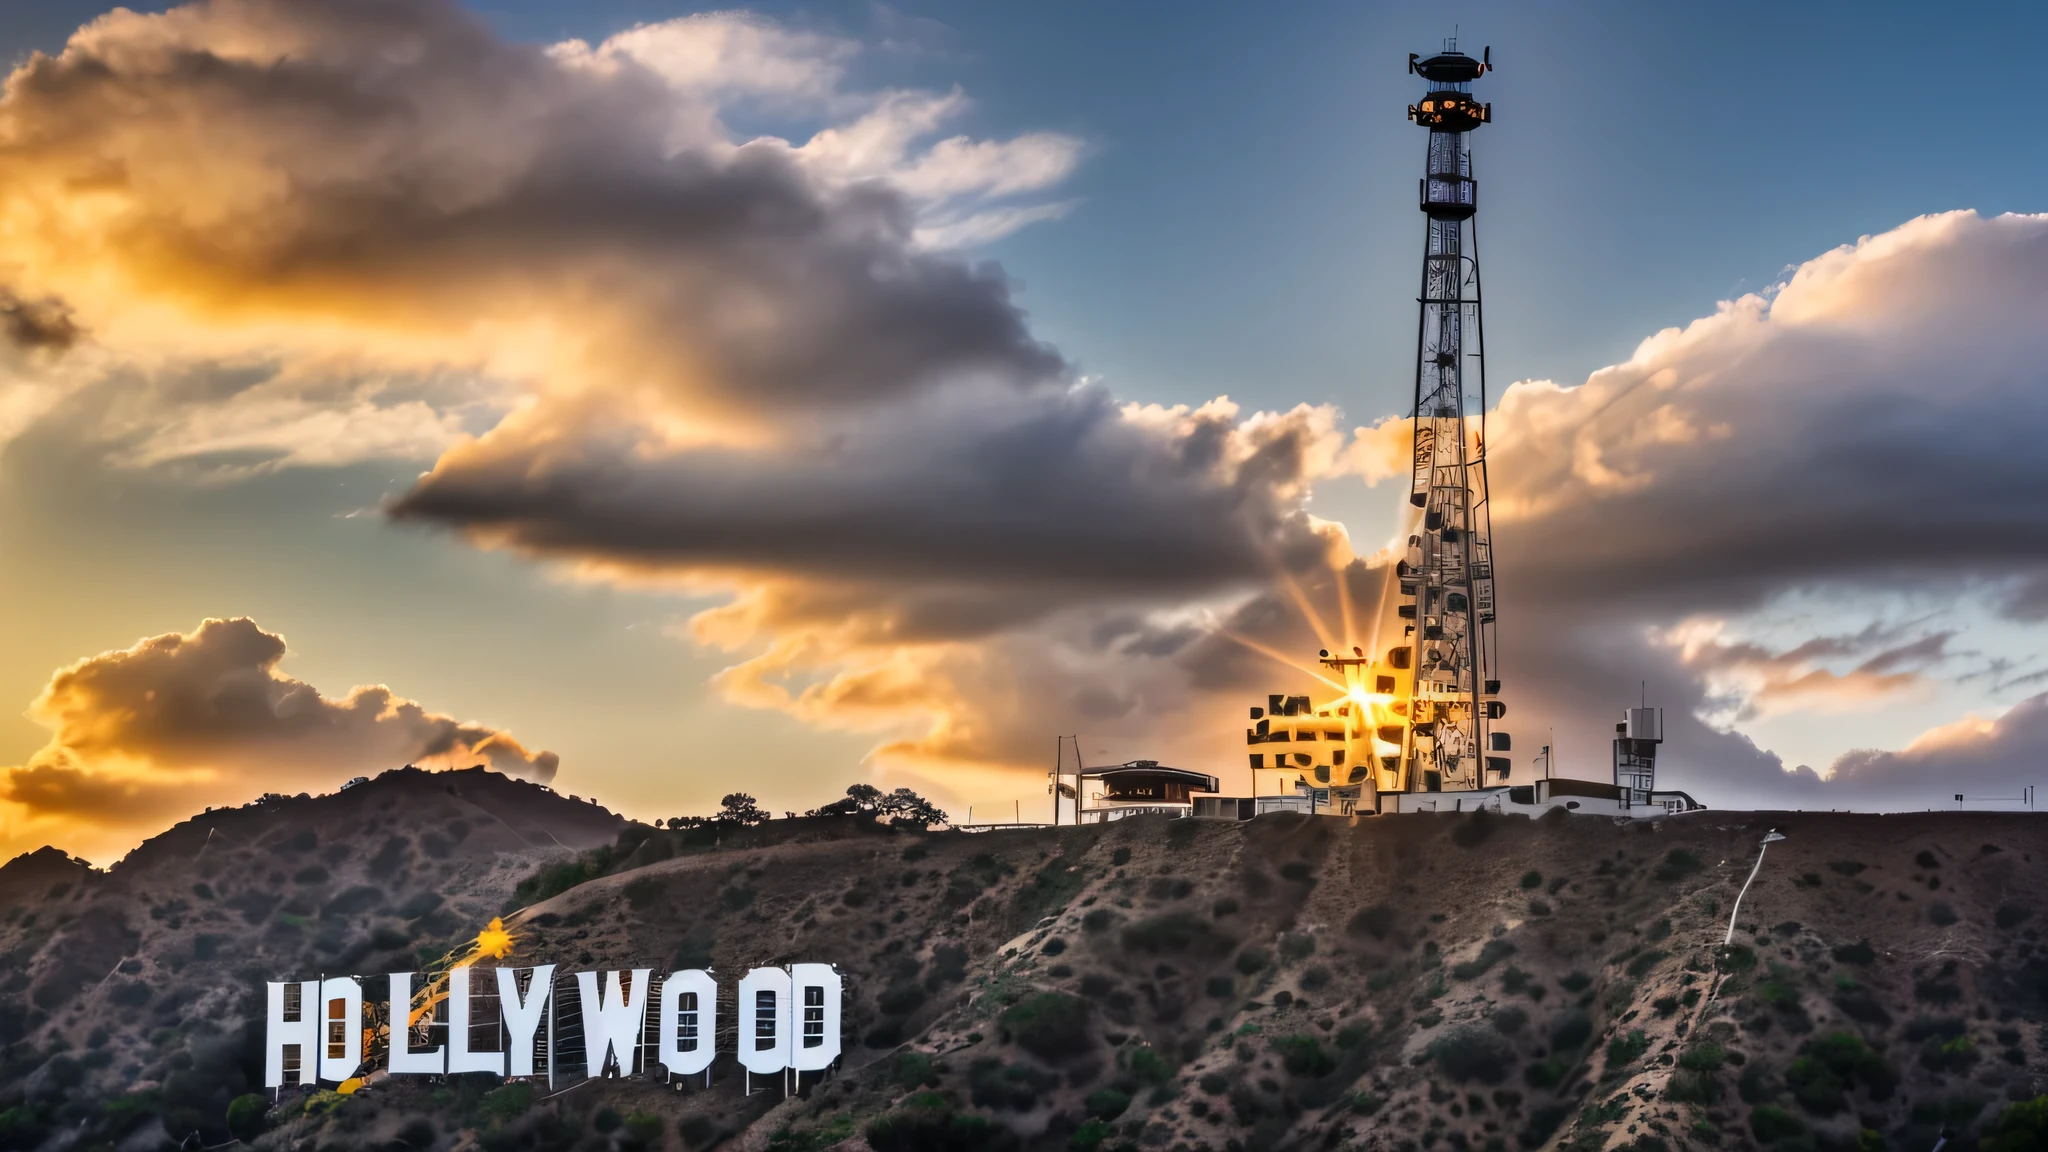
[0, 290, 77, 352]
[0, 0, 1060, 417]
[392, 385, 1337, 618]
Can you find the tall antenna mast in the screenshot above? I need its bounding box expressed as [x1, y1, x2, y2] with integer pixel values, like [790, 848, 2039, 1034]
[1396, 39, 1508, 794]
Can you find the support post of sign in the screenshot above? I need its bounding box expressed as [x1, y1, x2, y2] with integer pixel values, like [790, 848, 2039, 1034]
[546, 969, 555, 1090]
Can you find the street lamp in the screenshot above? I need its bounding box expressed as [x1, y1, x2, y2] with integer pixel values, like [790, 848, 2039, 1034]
[1724, 829, 1786, 946]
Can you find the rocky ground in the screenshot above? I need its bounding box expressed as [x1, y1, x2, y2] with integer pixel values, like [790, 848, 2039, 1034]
[2, 770, 2045, 1152]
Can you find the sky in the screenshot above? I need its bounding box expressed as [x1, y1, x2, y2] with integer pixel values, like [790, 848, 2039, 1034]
[3, 0, 2047, 863]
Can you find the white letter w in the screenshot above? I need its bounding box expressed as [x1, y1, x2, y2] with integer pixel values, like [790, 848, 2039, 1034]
[576, 969, 651, 1077]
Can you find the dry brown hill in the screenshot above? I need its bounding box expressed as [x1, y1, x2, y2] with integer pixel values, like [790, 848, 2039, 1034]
[3, 783, 2045, 1152]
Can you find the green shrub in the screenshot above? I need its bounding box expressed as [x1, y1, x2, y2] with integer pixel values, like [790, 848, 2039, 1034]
[1919, 1032, 1979, 1073]
[1984, 1095, 2048, 1152]
[1235, 947, 1271, 975]
[768, 1117, 855, 1152]
[1069, 1119, 1111, 1152]
[1784, 1032, 1896, 1114]
[1559, 971, 1592, 993]
[1520, 1103, 1573, 1147]
[621, 1113, 664, 1152]
[866, 1103, 1017, 1152]
[1351, 1091, 1383, 1115]
[1122, 912, 1226, 954]
[1911, 1098, 1987, 1129]
[1273, 1034, 1336, 1077]
[1606, 1029, 1650, 1072]
[1334, 1023, 1369, 1049]
[1492, 1006, 1528, 1035]
[1655, 850, 1702, 882]
[1666, 1069, 1723, 1104]
[226, 1094, 268, 1141]
[1083, 1088, 1130, 1120]
[1680, 1043, 1726, 1071]
[1749, 1105, 1805, 1143]
[998, 992, 1091, 1060]
[1521, 870, 1543, 889]
[1279, 931, 1316, 960]
[1348, 904, 1396, 939]
[1550, 1011, 1593, 1052]
[1430, 1026, 1512, 1084]
[1524, 1058, 1568, 1089]
[894, 1051, 936, 1089]
[474, 1083, 534, 1127]
[1126, 1045, 1173, 1085]
[1110, 847, 1131, 866]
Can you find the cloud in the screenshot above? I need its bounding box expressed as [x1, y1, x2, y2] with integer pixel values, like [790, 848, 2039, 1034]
[1472, 210, 2048, 808]
[0, 290, 79, 352]
[0, 0, 1081, 470]
[1825, 693, 2048, 807]
[0, 618, 556, 862]
[1489, 211, 2048, 612]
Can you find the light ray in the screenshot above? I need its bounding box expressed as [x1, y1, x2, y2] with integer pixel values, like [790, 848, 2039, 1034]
[1219, 627, 1348, 694]
[1276, 567, 1340, 655]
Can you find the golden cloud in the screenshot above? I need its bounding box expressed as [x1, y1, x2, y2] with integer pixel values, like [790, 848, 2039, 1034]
[0, 618, 555, 863]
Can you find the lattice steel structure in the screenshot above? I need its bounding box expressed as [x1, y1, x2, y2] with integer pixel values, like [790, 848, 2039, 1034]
[1393, 39, 1509, 794]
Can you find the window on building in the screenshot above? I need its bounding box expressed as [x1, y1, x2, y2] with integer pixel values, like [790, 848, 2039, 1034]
[282, 983, 302, 1022]
[753, 990, 777, 1050]
[802, 986, 825, 1048]
[676, 991, 699, 1052]
[281, 1044, 303, 1084]
[326, 998, 348, 1059]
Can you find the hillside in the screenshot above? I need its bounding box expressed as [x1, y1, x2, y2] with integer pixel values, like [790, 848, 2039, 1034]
[0, 765, 625, 1145]
[2, 779, 2045, 1152]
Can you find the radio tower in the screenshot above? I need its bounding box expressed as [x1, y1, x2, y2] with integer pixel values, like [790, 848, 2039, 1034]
[1393, 38, 1508, 793]
[1240, 38, 1511, 815]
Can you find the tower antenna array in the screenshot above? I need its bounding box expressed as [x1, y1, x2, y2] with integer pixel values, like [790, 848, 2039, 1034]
[1394, 39, 1508, 793]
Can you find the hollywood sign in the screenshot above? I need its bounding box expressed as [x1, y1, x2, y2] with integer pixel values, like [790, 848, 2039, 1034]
[264, 965, 840, 1090]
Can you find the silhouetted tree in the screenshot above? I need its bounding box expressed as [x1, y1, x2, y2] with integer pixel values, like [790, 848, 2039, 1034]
[878, 787, 947, 829]
[717, 793, 768, 826]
